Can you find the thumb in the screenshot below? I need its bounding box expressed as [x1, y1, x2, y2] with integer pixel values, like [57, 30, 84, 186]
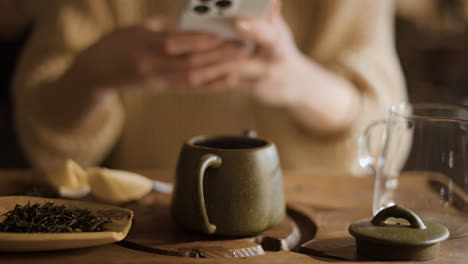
[234, 1, 282, 49]
[235, 18, 276, 50]
[268, 0, 282, 22]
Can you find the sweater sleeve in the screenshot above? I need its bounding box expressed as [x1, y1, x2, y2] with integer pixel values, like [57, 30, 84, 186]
[12, 0, 125, 172]
[310, 0, 407, 129]
[286, 0, 406, 175]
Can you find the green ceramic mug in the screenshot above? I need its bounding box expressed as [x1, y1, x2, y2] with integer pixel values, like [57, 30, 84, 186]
[171, 133, 286, 236]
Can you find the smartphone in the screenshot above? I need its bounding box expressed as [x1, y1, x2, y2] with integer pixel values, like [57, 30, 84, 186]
[178, 0, 274, 41]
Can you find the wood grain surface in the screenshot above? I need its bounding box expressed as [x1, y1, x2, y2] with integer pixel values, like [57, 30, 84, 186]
[0, 170, 467, 264]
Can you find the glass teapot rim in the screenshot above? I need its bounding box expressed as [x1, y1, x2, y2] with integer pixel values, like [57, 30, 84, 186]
[390, 102, 468, 123]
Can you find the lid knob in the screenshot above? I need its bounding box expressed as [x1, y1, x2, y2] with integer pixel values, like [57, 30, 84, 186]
[371, 205, 426, 229]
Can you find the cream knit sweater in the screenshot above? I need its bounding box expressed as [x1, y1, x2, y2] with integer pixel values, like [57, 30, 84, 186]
[12, 0, 406, 175]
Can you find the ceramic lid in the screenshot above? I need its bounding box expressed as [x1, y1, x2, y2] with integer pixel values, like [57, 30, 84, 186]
[349, 205, 449, 246]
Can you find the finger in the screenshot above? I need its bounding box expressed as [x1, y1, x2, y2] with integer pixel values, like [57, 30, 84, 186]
[163, 32, 223, 55]
[145, 71, 231, 92]
[184, 41, 248, 67]
[226, 73, 240, 87]
[184, 60, 242, 89]
[234, 18, 277, 50]
[268, 0, 282, 22]
[239, 57, 266, 80]
[158, 41, 248, 71]
[201, 74, 238, 92]
[144, 16, 176, 32]
[145, 61, 240, 92]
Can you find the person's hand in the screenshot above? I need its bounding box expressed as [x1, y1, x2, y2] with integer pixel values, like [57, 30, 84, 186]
[39, 17, 249, 130]
[234, 0, 360, 134]
[233, 0, 307, 106]
[68, 17, 248, 96]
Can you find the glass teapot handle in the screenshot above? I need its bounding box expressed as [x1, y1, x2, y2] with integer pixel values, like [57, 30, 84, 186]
[359, 120, 387, 177]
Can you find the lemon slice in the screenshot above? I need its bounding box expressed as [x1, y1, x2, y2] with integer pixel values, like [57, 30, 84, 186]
[58, 185, 91, 199]
[87, 168, 153, 204]
[45, 159, 90, 199]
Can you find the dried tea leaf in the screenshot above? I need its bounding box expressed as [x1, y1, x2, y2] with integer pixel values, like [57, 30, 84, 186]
[0, 202, 111, 233]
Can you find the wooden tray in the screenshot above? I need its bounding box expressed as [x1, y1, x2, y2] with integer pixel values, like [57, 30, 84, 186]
[120, 191, 316, 258]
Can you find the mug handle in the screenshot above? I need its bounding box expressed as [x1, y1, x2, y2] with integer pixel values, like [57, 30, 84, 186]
[196, 154, 222, 234]
[359, 120, 386, 176]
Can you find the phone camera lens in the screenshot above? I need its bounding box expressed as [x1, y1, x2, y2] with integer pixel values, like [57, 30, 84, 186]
[215, 0, 232, 8]
[194, 5, 210, 14]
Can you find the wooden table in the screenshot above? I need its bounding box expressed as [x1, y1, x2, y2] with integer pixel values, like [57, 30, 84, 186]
[0, 170, 466, 264]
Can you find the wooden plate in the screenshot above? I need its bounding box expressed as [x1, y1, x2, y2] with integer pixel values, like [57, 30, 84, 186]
[0, 196, 133, 252]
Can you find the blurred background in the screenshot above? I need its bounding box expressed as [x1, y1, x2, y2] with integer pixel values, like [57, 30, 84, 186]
[0, 1, 36, 168]
[1, 0, 467, 168]
[396, 0, 468, 105]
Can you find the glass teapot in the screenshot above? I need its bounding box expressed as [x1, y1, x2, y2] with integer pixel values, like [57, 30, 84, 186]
[359, 103, 468, 238]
